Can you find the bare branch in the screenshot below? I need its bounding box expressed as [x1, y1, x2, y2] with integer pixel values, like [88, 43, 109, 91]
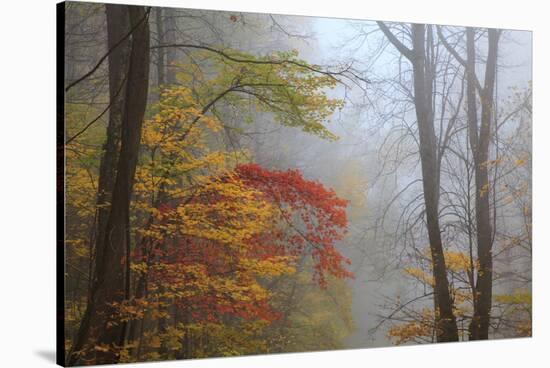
[64, 7, 152, 92]
[376, 22, 414, 61]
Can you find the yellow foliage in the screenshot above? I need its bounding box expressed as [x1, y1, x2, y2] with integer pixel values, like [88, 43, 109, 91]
[239, 257, 296, 277]
[444, 251, 474, 273]
[403, 267, 434, 287]
[387, 308, 434, 345]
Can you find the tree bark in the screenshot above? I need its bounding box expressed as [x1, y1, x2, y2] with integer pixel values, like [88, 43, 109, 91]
[378, 22, 458, 342]
[163, 9, 178, 84]
[468, 27, 499, 340]
[155, 7, 166, 89]
[410, 24, 458, 342]
[67, 4, 130, 365]
[438, 26, 500, 340]
[68, 5, 150, 365]
[91, 3, 131, 299]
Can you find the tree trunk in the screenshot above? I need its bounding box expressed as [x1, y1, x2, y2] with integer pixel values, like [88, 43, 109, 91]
[164, 8, 178, 84]
[67, 4, 130, 365]
[155, 7, 166, 89]
[67, 5, 150, 365]
[468, 27, 499, 340]
[377, 22, 458, 342]
[91, 3, 131, 299]
[154, 10, 170, 353]
[410, 24, 458, 342]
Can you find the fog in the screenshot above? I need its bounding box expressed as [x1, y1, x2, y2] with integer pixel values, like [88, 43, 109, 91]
[223, 12, 531, 347]
[62, 3, 532, 363]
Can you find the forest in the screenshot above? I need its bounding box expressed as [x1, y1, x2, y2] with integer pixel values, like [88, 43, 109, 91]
[60, 1, 532, 366]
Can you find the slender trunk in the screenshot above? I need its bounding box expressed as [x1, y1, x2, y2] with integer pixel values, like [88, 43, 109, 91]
[164, 9, 177, 84]
[68, 5, 150, 365]
[128, 264, 149, 360]
[377, 22, 458, 342]
[410, 24, 458, 342]
[154, 9, 170, 356]
[127, 218, 155, 359]
[469, 28, 499, 340]
[155, 7, 166, 89]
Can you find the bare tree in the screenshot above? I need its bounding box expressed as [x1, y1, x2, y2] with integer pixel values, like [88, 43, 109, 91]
[377, 22, 459, 342]
[439, 26, 501, 339]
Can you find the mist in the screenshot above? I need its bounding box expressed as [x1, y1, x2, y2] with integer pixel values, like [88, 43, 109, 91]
[61, 2, 532, 364]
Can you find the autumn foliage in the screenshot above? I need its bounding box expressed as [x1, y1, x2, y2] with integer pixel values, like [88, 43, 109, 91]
[62, 5, 533, 365]
[62, 65, 353, 361]
[235, 164, 352, 286]
[131, 162, 352, 326]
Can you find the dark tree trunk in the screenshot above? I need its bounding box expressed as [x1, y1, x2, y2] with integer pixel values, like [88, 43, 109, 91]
[468, 28, 499, 340]
[91, 3, 131, 298]
[127, 218, 156, 359]
[377, 22, 458, 342]
[67, 4, 130, 365]
[438, 26, 500, 341]
[67, 5, 150, 365]
[465, 27, 480, 332]
[410, 24, 458, 342]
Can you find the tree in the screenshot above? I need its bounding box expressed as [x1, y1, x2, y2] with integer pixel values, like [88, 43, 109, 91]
[465, 28, 500, 340]
[64, 16, 355, 362]
[68, 5, 150, 365]
[386, 249, 473, 343]
[377, 22, 458, 342]
[375, 36, 529, 344]
[61, 4, 531, 362]
[438, 26, 501, 339]
[111, 78, 351, 361]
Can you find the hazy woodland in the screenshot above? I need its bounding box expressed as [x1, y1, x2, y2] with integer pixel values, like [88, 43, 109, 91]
[62, 2, 532, 365]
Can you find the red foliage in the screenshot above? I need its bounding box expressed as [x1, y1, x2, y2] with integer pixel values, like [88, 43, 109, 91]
[137, 163, 352, 327]
[235, 163, 353, 287]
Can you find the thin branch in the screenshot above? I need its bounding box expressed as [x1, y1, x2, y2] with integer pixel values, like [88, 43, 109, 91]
[64, 6, 151, 92]
[151, 43, 370, 86]
[436, 26, 483, 94]
[376, 22, 414, 61]
[66, 74, 128, 144]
